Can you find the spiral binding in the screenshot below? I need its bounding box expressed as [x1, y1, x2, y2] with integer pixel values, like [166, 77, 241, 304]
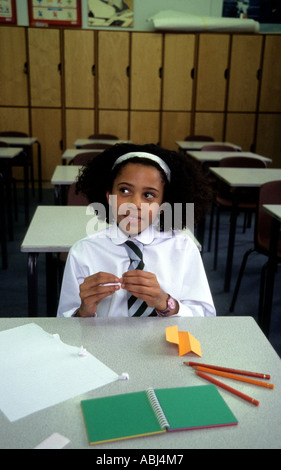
[146, 388, 170, 430]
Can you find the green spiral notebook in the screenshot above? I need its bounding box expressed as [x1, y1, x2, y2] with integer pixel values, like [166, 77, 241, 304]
[81, 385, 238, 445]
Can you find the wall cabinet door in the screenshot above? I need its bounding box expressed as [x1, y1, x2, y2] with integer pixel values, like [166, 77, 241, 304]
[0, 27, 28, 107]
[259, 36, 281, 112]
[196, 34, 230, 112]
[227, 35, 263, 112]
[28, 29, 61, 107]
[162, 34, 195, 111]
[98, 31, 130, 110]
[130, 33, 163, 110]
[64, 30, 95, 109]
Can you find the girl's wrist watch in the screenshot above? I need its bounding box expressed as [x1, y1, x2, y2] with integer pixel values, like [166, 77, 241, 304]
[156, 294, 177, 316]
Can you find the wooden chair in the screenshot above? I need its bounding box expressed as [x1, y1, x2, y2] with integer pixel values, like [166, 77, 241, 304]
[184, 135, 214, 141]
[81, 143, 113, 150]
[88, 133, 118, 140]
[201, 144, 239, 152]
[210, 156, 267, 270]
[230, 180, 281, 324]
[71, 151, 100, 166]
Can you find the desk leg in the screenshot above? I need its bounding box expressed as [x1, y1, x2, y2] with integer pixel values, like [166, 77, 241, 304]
[260, 218, 280, 337]
[27, 253, 39, 316]
[37, 142, 42, 202]
[46, 253, 58, 316]
[224, 190, 239, 292]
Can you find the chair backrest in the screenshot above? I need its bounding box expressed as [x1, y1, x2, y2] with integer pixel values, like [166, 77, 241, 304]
[67, 182, 89, 206]
[201, 144, 239, 151]
[256, 180, 281, 255]
[71, 151, 100, 166]
[0, 131, 28, 137]
[184, 135, 214, 141]
[88, 133, 118, 140]
[81, 143, 113, 150]
[219, 156, 267, 168]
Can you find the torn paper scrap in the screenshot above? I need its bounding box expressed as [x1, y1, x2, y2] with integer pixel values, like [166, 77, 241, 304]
[166, 325, 202, 357]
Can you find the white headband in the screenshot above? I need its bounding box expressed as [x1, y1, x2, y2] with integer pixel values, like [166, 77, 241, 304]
[112, 152, 171, 182]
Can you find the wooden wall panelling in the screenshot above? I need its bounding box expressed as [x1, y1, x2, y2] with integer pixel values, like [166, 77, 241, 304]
[161, 112, 192, 150]
[31, 108, 62, 183]
[256, 113, 281, 168]
[98, 110, 129, 140]
[0, 27, 29, 107]
[64, 29, 95, 109]
[225, 113, 256, 151]
[65, 109, 95, 148]
[130, 33, 163, 111]
[195, 34, 230, 112]
[130, 111, 160, 144]
[227, 34, 263, 112]
[259, 35, 281, 112]
[162, 34, 195, 111]
[28, 28, 62, 108]
[194, 112, 225, 141]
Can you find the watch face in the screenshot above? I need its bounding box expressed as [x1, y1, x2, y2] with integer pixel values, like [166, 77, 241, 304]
[167, 296, 176, 311]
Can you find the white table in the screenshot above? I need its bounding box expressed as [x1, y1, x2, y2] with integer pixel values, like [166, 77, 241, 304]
[21, 206, 107, 316]
[176, 141, 242, 151]
[51, 165, 82, 204]
[186, 151, 272, 165]
[210, 168, 281, 293]
[0, 316, 280, 449]
[0, 136, 42, 201]
[261, 205, 281, 337]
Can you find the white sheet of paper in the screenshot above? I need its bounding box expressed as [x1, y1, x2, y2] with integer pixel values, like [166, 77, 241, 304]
[0, 323, 119, 422]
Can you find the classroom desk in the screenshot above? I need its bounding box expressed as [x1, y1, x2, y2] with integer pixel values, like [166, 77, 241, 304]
[0, 316, 280, 449]
[74, 139, 131, 148]
[51, 165, 82, 204]
[0, 147, 28, 238]
[261, 205, 281, 337]
[0, 137, 42, 201]
[21, 205, 107, 316]
[186, 151, 272, 165]
[210, 168, 281, 292]
[176, 141, 242, 152]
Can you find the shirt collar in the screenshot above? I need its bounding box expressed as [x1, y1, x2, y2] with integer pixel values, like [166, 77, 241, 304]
[108, 221, 161, 246]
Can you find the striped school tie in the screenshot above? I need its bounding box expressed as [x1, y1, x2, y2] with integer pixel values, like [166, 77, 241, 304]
[124, 240, 157, 317]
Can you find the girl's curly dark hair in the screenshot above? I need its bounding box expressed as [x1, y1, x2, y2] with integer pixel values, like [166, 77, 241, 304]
[76, 143, 212, 230]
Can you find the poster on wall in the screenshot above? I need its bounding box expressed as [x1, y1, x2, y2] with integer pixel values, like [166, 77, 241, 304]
[223, 0, 281, 23]
[88, 0, 134, 28]
[0, 0, 17, 24]
[28, 0, 82, 27]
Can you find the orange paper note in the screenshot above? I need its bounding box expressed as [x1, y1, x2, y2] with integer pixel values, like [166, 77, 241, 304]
[166, 325, 202, 357]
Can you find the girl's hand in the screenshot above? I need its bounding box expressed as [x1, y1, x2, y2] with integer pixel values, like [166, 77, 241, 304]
[121, 270, 178, 315]
[77, 272, 120, 317]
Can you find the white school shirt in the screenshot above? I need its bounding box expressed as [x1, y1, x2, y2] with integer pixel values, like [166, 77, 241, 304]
[57, 223, 216, 318]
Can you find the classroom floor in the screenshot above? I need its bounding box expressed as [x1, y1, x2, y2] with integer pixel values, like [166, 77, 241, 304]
[1, 188, 280, 357]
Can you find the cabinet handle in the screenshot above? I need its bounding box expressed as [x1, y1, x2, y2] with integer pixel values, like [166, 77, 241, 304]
[191, 68, 195, 79]
[92, 65, 95, 76]
[224, 68, 228, 79]
[24, 62, 29, 75]
[158, 67, 162, 79]
[126, 66, 130, 77]
[256, 69, 261, 80]
[58, 63, 62, 75]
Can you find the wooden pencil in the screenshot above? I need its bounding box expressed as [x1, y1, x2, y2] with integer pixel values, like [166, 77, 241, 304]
[195, 366, 274, 389]
[184, 361, 271, 380]
[196, 371, 260, 406]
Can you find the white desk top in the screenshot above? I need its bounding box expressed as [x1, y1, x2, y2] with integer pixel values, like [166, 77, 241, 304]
[51, 165, 82, 185]
[74, 139, 131, 147]
[0, 316, 280, 449]
[21, 206, 107, 253]
[210, 168, 281, 187]
[263, 204, 281, 222]
[176, 141, 242, 151]
[0, 137, 38, 146]
[0, 147, 24, 159]
[187, 151, 272, 164]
